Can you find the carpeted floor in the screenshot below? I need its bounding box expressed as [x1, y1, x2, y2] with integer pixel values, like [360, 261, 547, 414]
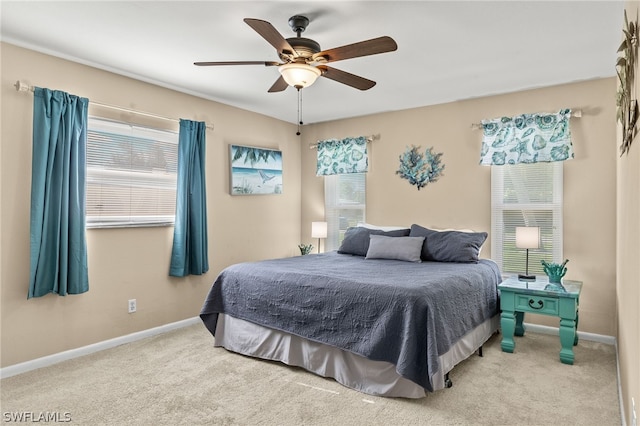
[0, 323, 620, 425]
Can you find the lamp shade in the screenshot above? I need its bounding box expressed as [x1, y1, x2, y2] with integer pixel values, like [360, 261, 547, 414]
[279, 63, 321, 88]
[515, 226, 540, 249]
[311, 221, 328, 239]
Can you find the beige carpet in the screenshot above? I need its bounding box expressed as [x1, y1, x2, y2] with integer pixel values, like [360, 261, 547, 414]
[1, 323, 620, 425]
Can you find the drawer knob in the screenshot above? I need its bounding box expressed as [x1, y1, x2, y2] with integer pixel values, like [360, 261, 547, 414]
[528, 299, 544, 310]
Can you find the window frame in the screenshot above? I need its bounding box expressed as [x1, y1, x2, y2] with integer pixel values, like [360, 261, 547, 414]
[323, 173, 366, 251]
[491, 162, 564, 276]
[85, 117, 179, 229]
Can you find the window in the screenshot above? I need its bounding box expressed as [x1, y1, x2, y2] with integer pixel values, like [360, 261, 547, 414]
[86, 117, 178, 228]
[324, 173, 366, 251]
[491, 162, 563, 276]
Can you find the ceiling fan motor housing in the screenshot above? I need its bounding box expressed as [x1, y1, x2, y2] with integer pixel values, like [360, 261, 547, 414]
[280, 15, 322, 61]
[281, 37, 321, 61]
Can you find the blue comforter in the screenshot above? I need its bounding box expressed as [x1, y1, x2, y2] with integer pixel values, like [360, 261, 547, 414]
[200, 251, 501, 392]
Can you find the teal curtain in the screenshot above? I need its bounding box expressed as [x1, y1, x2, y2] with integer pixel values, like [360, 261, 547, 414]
[29, 88, 89, 298]
[316, 136, 368, 176]
[169, 119, 209, 277]
[479, 109, 574, 165]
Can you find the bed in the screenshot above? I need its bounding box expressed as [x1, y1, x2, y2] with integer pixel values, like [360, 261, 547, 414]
[200, 224, 502, 398]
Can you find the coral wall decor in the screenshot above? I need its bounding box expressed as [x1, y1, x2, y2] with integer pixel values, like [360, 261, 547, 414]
[617, 10, 639, 156]
[396, 145, 444, 190]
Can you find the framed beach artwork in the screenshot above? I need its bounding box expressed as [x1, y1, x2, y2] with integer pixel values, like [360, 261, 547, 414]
[230, 144, 283, 195]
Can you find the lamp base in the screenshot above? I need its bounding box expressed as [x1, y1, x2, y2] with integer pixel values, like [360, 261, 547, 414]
[518, 273, 536, 282]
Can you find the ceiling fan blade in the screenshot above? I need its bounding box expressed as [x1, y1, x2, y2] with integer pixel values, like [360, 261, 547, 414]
[268, 76, 289, 93]
[313, 36, 397, 63]
[244, 18, 298, 57]
[317, 65, 376, 90]
[194, 61, 280, 66]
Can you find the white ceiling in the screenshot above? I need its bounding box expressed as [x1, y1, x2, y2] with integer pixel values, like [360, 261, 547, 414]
[0, 1, 624, 125]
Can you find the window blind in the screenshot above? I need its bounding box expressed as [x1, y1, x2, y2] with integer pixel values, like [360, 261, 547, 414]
[491, 162, 563, 275]
[86, 117, 178, 228]
[324, 173, 366, 250]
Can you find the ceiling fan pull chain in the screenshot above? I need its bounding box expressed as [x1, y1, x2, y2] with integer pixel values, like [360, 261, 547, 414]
[296, 87, 303, 136]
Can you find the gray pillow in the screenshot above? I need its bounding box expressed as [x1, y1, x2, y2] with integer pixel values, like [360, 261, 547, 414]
[365, 235, 425, 262]
[337, 226, 411, 257]
[409, 224, 487, 263]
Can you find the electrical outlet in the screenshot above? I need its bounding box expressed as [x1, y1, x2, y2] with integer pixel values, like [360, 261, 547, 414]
[128, 299, 136, 314]
[632, 397, 637, 426]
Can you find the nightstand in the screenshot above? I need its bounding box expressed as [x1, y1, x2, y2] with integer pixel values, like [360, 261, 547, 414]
[499, 276, 582, 364]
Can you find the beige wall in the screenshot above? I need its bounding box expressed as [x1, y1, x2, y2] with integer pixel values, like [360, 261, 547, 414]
[618, 3, 640, 425]
[0, 43, 301, 367]
[301, 78, 617, 337]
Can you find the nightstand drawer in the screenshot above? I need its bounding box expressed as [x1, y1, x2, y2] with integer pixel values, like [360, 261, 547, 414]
[514, 294, 559, 315]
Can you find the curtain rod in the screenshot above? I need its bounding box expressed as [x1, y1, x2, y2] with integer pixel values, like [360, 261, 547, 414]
[470, 109, 583, 130]
[14, 80, 214, 131]
[309, 133, 380, 150]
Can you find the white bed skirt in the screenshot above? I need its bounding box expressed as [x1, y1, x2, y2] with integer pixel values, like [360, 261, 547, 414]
[214, 314, 499, 398]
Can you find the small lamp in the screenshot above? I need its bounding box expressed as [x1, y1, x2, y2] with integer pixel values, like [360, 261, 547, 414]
[515, 226, 540, 281]
[311, 221, 327, 254]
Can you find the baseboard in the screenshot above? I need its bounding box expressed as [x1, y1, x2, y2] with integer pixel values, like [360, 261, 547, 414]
[523, 322, 616, 345]
[0, 316, 201, 379]
[615, 339, 627, 426]
[1, 319, 618, 379]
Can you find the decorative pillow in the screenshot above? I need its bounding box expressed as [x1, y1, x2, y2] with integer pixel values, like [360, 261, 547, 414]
[365, 235, 424, 262]
[356, 222, 409, 232]
[425, 227, 484, 255]
[338, 226, 411, 257]
[409, 224, 488, 263]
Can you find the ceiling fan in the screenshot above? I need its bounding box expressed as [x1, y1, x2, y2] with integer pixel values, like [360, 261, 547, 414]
[194, 15, 398, 92]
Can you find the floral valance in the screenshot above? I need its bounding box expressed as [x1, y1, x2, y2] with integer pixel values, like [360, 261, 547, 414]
[479, 109, 574, 166]
[316, 136, 368, 176]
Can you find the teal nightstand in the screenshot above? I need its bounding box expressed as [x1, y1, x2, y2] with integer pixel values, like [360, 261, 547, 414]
[499, 276, 582, 364]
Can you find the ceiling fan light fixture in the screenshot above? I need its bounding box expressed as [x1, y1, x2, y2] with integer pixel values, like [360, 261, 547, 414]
[278, 63, 321, 88]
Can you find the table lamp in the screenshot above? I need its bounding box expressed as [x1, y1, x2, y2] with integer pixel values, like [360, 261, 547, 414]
[516, 226, 540, 281]
[311, 221, 327, 253]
